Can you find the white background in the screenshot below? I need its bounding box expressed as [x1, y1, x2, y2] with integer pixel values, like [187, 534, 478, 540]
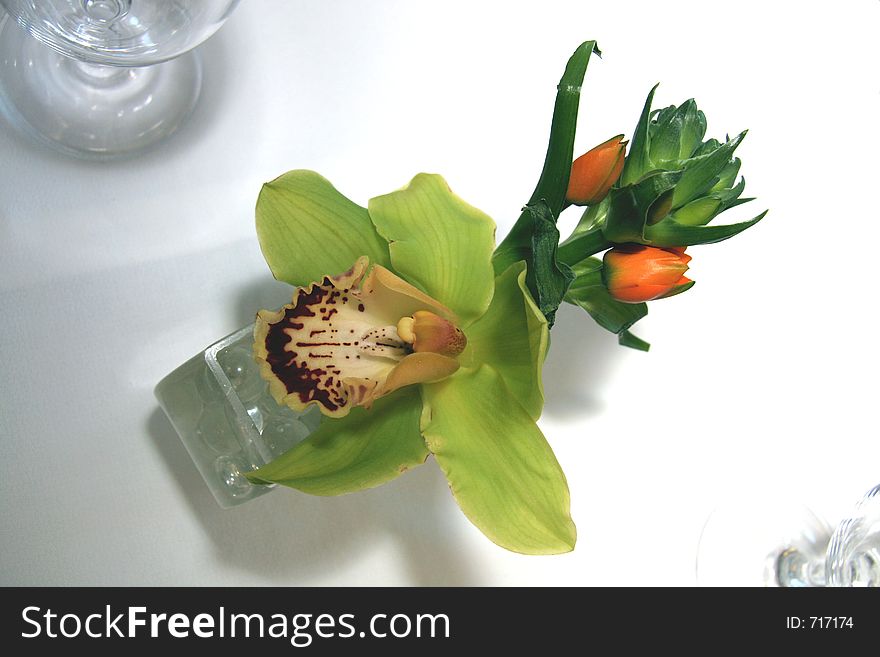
[2, 0, 878, 586]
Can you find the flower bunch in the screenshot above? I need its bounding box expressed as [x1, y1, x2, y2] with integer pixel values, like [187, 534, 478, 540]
[542, 84, 765, 349]
[246, 41, 765, 553]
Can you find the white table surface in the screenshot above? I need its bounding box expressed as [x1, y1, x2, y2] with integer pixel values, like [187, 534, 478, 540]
[2, 0, 878, 586]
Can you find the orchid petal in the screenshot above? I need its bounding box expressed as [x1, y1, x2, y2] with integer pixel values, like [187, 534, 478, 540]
[256, 170, 392, 286]
[368, 174, 496, 327]
[466, 262, 548, 420]
[246, 387, 427, 495]
[383, 352, 460, 395]
[421, 365, 576, 555]
[363, 263, 457, 323]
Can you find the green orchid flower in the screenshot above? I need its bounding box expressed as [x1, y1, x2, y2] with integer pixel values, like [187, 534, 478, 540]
[245, 169, 576, 555]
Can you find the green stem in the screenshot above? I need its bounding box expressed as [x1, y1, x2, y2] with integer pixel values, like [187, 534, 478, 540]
[557, 228, 611, 265]
[493, 41, 600, 275]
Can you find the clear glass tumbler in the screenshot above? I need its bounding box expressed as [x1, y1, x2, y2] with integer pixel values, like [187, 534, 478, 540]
[155, 325, 320, 508]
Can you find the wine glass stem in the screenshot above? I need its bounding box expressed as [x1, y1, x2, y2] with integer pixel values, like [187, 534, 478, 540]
[69, 60, 133, 87]
[775, 547, 827, 587]
[82, 0, 132, 22]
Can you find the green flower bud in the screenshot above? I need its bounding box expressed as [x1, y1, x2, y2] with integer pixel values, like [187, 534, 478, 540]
[598, 87, 766, 249]
[647, 99, 707, 168]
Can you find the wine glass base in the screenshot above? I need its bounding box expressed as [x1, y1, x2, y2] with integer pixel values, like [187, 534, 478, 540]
[696, 492, 832, 586]
[0, 13, 202, 160]
[827, 484, 880, 586]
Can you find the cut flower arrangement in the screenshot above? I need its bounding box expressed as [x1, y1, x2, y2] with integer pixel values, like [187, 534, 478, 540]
[245, 41, 765, 554]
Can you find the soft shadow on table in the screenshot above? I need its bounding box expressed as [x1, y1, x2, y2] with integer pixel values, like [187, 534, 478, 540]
[231, 276, 293, 328]
[146, 408, 482, 586]
[140, 27, 237, 165]
[541, 302, 629, 420]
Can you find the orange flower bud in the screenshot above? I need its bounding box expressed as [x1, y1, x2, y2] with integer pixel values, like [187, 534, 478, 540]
[566, 135, 627, 205]
[603, 245, 693, 303]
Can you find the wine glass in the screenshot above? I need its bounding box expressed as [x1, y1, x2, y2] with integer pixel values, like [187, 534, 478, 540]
[825, 484, 880, 586]
[0, 0, 240, 159]
[696, 483, 880, 586]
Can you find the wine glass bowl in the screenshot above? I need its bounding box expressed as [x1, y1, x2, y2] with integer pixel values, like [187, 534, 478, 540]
[1, 0, 239, 65]
[695, 492, 832, 587]
[0, 0, 240, 158]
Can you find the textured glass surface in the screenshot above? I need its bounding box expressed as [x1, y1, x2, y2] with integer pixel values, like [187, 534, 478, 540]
[155, 325, 320, 508]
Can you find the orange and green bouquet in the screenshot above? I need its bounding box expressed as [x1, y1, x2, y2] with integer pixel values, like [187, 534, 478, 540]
[245, 41, 765, 554]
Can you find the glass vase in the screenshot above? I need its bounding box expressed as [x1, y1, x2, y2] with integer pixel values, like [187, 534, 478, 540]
[155, 325, 320, 508]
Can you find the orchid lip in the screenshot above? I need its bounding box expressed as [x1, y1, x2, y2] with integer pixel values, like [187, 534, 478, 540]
[254, 257, 462, 418]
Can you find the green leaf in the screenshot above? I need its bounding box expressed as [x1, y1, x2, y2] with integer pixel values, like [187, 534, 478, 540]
[712, 157, 741, 192]
[564, 195, 610, 242]
[647, 188, 675, 225]
[680, 102, 708, 160]
[648, 103, 687, 167]
[620, 84, 658, 186]
[245, 387, 427, 495]
[523, 201, 575, 328]
[493, 40, 601, 274]
[557, 225, 611, 266]
[715, 175, 747, 204]
[421, 365, 576, 555]
[466, 261, 549, 420]
[658, 279, 695, 299]
[694, 138, 720, 156]
[670, 197, 722, 226]
[602, 171, 682, 244]
[256, 170, 392, 286]
[564, 257, 649, 346]
[618, 329, 650, 351]
[368, 174, 496, 327]
[672, 176, 749, 226]
[721, 193, 755, 213]
[672, 131, 746, 208]
[528, 40, 602, 213]
[566, 254, 603, 278]
[644, 210, 767, 246]
[647, 100, 706, 164]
